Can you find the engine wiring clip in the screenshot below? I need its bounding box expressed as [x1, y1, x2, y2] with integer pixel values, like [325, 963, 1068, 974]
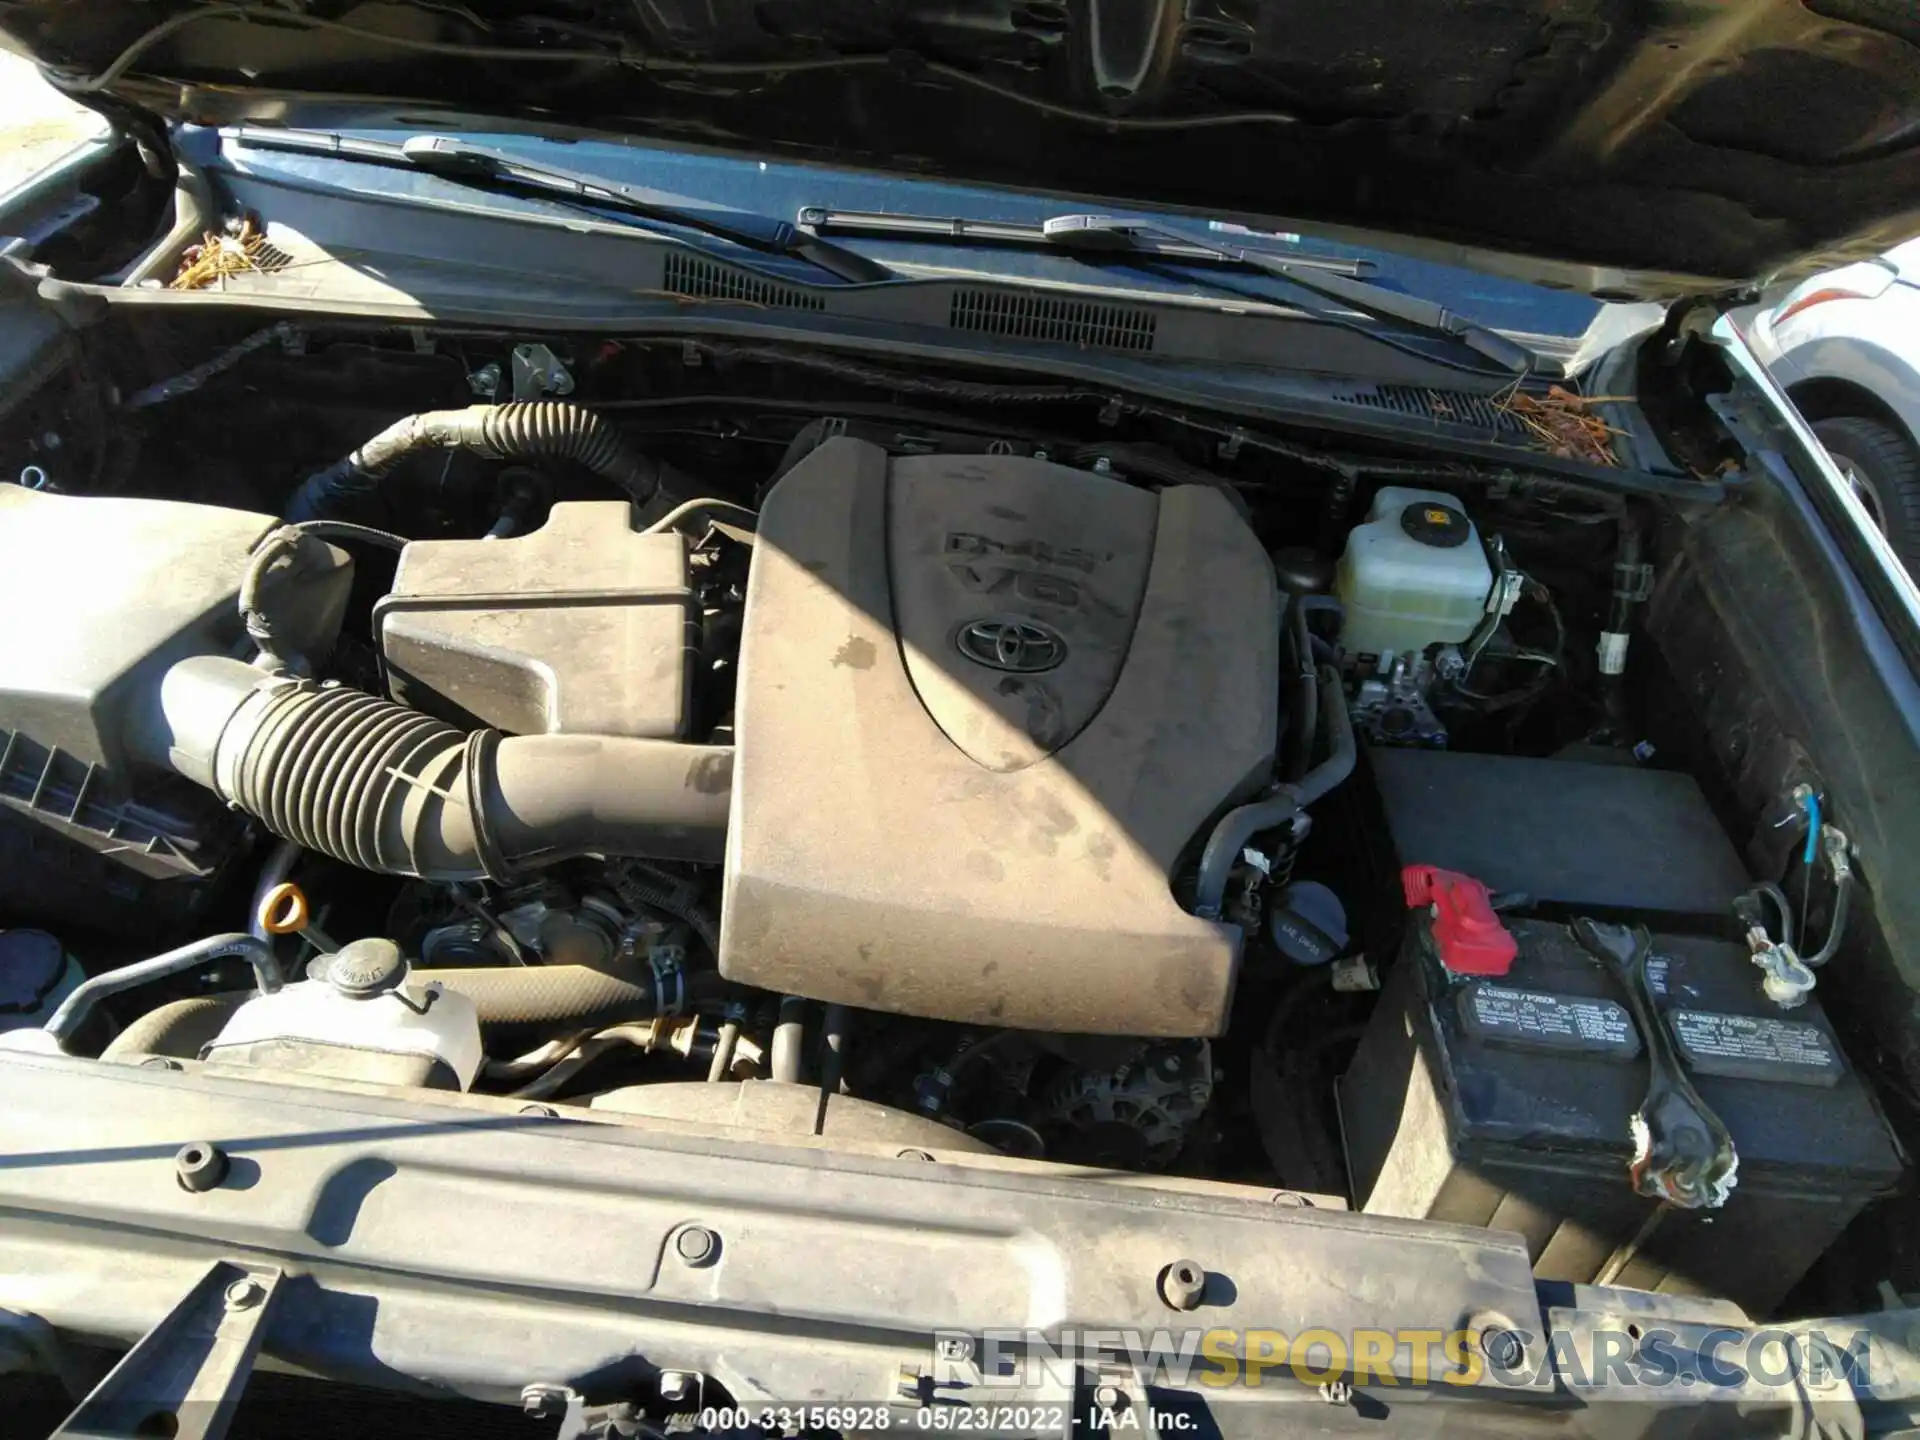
[1573, 917, 1738, 1210]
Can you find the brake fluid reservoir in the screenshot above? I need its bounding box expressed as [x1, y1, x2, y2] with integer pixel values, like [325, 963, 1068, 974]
[1336, 487, 1494, 660]
[201, 938, 482, 1090]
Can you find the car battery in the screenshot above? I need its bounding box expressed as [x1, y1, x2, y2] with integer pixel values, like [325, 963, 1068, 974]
[1367, 747, 1753, 925]
[1340, 893, 1904, 1314]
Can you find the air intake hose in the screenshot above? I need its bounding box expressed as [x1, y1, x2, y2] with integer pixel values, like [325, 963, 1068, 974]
[139, 656, 731, 880]
[285, 402, 668, 521]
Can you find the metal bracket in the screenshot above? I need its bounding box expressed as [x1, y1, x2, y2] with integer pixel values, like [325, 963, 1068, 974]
[1612, 559, 1655, 603]
[51, 1261, 281, 1440]
[512, 343, 575, 401]
[1484, 544, 1526, 622]
[523, 1384, 657, 1440]
[0, 236, 49, 300]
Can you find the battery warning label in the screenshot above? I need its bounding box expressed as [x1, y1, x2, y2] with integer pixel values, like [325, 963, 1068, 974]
[1459, 984, 1640, 1058]
[1669, 1009, 1844, 1086]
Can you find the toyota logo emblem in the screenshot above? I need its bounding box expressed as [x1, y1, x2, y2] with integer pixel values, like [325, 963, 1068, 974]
[955, 617, 1068, 673]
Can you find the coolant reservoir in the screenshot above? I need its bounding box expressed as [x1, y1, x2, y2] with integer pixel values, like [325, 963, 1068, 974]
[201, 938, 482, 1090]
[1335, 487, 1494, 660]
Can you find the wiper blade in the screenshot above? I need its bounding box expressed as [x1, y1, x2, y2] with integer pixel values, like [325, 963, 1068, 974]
[397, 137, 890, 283]
[230, 130, 891, 285]
[1039, 214, 1546, 375]
[797, 206, 1373, 277]
[800, 206, 1544, 374]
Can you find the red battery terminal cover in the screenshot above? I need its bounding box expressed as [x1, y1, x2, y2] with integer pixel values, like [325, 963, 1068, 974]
[1402, 865, 1517, 977]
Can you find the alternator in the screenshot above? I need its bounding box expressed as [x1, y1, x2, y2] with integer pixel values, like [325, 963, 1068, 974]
[1036, 1040, 1214, 1170]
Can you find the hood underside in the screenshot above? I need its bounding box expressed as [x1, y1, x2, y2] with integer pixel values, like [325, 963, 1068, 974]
[6, 0, 1920, 298]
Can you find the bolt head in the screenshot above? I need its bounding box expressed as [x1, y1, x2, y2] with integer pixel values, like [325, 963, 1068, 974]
[674, 1225, 719, 1266]
[1481, 1328, 1525, 1370]
[521, 1384, 571, 1418]
[224, 1278, 265, 1311]
[659, 1370, 692, 1402]
[1094, 1384, 1124, 1408]
[936, 1336, 974, 1363]
[1159, 1258, 1207, 1312]
[175, 1141, 229, 1193]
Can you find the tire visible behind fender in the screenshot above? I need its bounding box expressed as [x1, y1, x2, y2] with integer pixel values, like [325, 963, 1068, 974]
[1813, 414, 1920, 572]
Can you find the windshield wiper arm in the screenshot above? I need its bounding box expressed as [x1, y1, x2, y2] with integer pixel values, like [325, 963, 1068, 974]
[396, 137, 894, 284]
[800, 205, 1544, 373]
[1038, 214, 1544, 375]
[796, 206, 1373, 277]
[230, 130, 890, 285]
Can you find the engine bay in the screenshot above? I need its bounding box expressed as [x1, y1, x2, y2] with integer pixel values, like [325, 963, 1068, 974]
[0, 322, 1902, 1321]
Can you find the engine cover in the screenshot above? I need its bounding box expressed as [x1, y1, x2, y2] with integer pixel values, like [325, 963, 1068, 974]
[719, 438, 1277, 1036]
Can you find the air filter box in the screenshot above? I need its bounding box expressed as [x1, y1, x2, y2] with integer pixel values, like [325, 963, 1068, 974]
[0, 486, 349, 922]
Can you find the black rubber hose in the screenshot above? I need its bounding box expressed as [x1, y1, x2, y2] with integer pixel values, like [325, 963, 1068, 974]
[285, 403, 668, 520]
[1191, 666, 1354, 921]
[1281, 595, 1317, 784]
[1285, 667, 1356, 813]
[1804, 869, 1854, 968]
[1598, 510, 1646, 737]
[146, 656, 731, 880]
[610, 860, 721, 957]
[100, 963, 695, 1060]
[1298, 593, 1346, 636]
[45, 933, 282, 1048]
